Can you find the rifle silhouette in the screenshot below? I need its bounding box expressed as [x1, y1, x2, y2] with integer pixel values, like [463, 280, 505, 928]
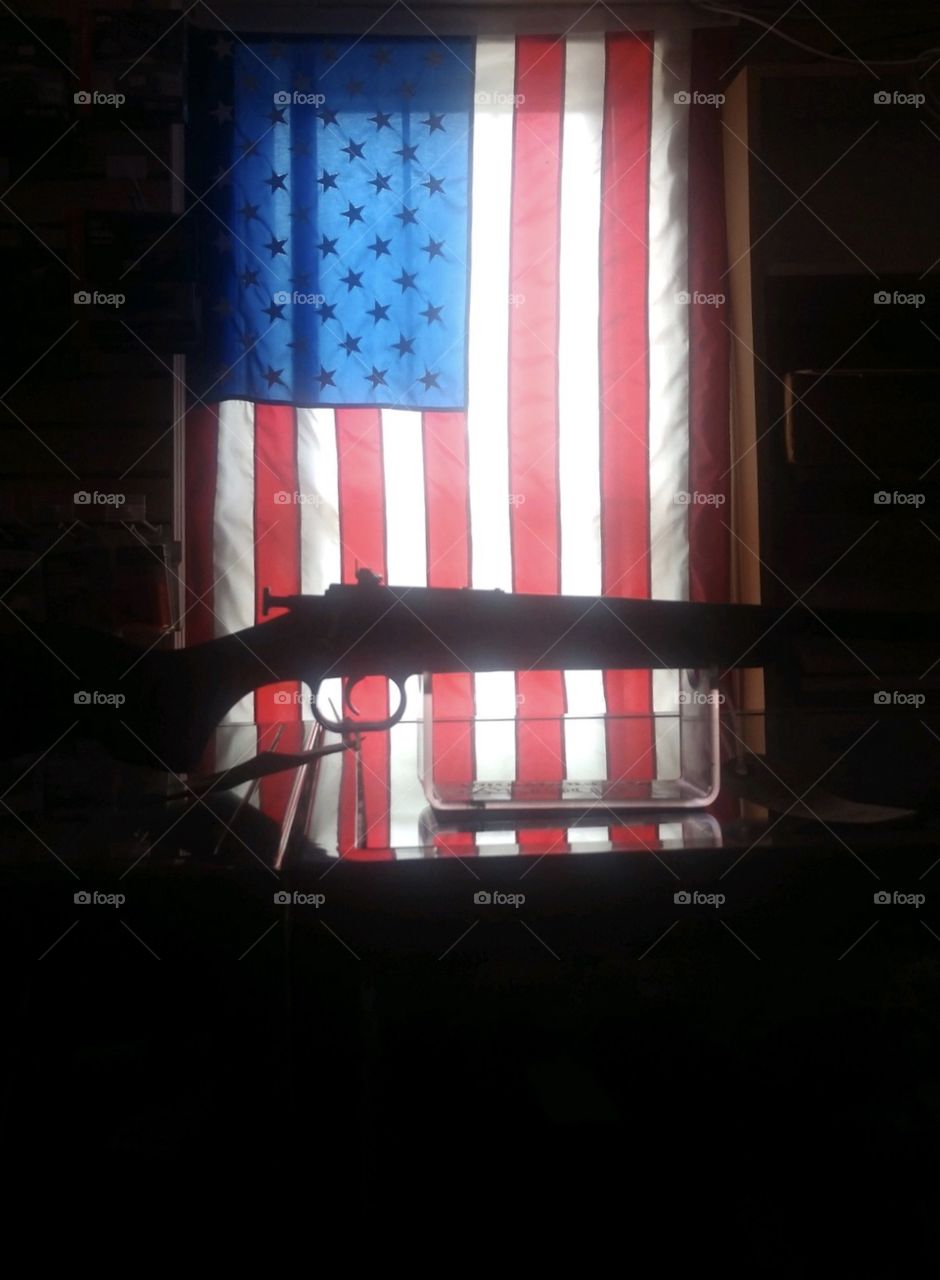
[5, 567, 935, 774]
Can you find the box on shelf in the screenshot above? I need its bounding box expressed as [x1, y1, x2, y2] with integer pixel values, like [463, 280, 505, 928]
[419, 668, 721, 814]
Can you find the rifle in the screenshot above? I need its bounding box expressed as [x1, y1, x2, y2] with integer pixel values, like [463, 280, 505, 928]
[7, 567, 937, 774]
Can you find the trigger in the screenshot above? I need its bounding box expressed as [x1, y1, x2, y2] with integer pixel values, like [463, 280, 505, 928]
[343, 677, 363, 717]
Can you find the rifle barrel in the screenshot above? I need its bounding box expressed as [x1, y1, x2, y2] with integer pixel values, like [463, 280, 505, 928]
[300, 583, 932, 678]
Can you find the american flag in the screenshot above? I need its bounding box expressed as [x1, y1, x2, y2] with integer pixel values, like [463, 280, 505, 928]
[185, 27, 732, 855]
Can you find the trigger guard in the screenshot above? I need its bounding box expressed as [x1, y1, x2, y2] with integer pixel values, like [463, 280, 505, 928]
[311, 675, 408, 735]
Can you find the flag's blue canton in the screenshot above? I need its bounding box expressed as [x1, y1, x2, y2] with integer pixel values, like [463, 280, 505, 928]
[190, 34, 474, 409]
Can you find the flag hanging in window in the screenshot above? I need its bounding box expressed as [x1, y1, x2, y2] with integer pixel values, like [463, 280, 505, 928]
[185, 27, 732, 851]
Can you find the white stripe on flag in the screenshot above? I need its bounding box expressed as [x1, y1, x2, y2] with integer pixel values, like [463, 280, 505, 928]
[213, 400, 256, 660]
[383, 409, 428, 589]
[297, 404, 341, 722]
[467, 37, 518, 784]
[648, 28, 692, 781]
[297, 407, 341, 597]
[477, 831, 519, 855]
[559, 34, 608, 782]
[571, 827, 609, 844]
[213, 394, 257, 727]
[559, 34, 605, 601]
[297, 407, 344, 854]
[382, 409, 429, 848]
[212, 399, 258, 796]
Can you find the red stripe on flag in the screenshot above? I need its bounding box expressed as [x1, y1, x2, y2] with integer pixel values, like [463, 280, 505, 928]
[688, 28, 732, 606]
[509, 37, 563, 595]
[510, 37, 566, 850]
[612, 822, 661, 851]
[600, 33, 655, 789]
[335, 409, 390, 854]
[424, 410, 476, 854]
[252, 404, 302, 820]
[518, 828, 570, 856]
[424, 412, 471, 588]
